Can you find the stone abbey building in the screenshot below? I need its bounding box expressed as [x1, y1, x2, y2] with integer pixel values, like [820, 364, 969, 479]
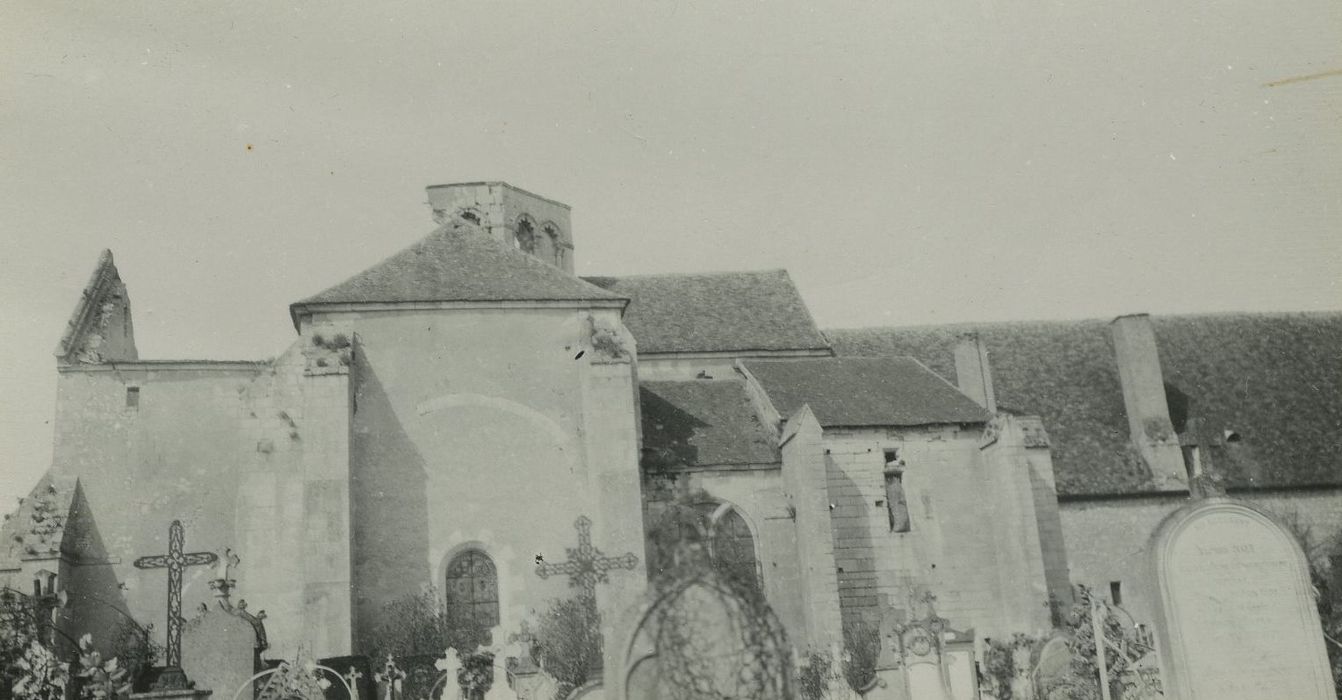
[4, 182, 1340, 673]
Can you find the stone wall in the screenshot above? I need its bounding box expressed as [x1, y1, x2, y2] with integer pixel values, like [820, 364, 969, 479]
[655, 467, 809, 646]
[51, 362, 269, 648]
[779, 407, 845, 652]
[333, 305, 645, 652]
[1060, 487, 1342, 627]
[50, 343, 355, 658]
[821, 422, 1060, 639]
[425, 182, 575, 272]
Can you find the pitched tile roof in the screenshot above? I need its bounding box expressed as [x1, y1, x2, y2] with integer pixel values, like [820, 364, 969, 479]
[742, 357, 992, 428]
[826, 312, 1342, 497]
[640, 380, 780, 469]
[582, 270, 831, 355]
[294, 221, 623, 309]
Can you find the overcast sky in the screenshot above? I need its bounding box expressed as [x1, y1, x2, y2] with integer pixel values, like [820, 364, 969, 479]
[2, 0, 1339, 504]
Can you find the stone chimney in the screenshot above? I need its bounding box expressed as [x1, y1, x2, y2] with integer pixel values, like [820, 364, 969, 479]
[425, 181, 575, 273]
[954, 333, 996, 412]
[1110, 314, 1187, 490]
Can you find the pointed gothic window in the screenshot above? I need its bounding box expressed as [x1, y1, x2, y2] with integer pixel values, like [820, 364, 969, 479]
[649, 501, 760, 591]
[444, 550, 500, 641]
[709, 506, 759, 588]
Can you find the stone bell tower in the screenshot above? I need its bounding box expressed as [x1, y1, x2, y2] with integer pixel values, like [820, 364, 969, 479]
[425, 181, 575, 273]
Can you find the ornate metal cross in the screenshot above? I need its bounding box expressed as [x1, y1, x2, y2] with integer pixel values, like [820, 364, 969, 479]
[133, 519, 217, 688]
[534, 516, 638, 597]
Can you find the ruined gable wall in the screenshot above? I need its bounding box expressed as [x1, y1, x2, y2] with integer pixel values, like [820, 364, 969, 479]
[50, 343, 354, 658]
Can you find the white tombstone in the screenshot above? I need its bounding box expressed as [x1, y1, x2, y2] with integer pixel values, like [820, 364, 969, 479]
[435, 649, 462, 700]
[1149, 497, 1337, 700]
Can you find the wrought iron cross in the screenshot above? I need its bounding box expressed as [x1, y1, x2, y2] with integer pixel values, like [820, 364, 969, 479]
[134, 519, 217, 687]
[534, 516, 638, 597]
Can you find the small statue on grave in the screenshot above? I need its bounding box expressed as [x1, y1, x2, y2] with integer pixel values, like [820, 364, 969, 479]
[209, 547, 241, 600]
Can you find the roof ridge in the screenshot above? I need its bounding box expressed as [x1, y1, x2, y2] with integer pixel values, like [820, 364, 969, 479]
[583, 268, 789, 280]
[642, 377, 747, 384]
[826, 310, 1342, 334]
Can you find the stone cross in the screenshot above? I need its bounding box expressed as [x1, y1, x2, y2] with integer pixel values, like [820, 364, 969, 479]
[534, 516, 638, 597]
[435, 649, 461, 700]
[133, 519, 218, 689]
[345, 666, 364, 700]
[374, 655, 405, 700]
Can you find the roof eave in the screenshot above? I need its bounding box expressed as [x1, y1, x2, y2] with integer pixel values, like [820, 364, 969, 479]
[289, 297, 630, 331]
[817, 420, 991, 430]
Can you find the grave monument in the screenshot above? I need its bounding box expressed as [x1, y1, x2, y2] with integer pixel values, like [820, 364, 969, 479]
[1148, 426, 1337, 700]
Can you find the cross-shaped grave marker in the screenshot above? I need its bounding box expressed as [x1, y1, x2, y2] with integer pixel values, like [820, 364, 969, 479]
[134, 519, 218, 689]
[345, 666, 364, 700]
[534, 516, 638, 597]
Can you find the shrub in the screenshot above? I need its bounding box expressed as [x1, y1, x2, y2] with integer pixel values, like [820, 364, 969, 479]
[795, 650, 829, 700]
[365, 587, 489, 660]
[534, 596, 602, 698]
[841, 618, 880, 691]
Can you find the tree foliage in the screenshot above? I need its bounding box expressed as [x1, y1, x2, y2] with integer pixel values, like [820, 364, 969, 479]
[794, 650, 830, 700]
[364, 586, 489, 660]
[841, 618, 880, 692]
[1, 589, 40, 693]
[455, 651, 494, 700]
[981, 586, 1160, 700]
[108, 619, 160, 692]
[1281, 514, 1342, 695]
[534, 596, 602, 698]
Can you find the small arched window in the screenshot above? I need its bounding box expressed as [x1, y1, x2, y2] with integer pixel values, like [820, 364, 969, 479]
[444, 550, 500, 641]
[515, 218, 537, 254]
[543, 224, 562, 265]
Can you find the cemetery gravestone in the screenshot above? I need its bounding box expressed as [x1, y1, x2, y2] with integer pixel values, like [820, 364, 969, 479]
[867, 607, 910, 700]
[1150, 498, 1337, 700]
[180, 602, 265, 700]
[181, 550, 268, 700]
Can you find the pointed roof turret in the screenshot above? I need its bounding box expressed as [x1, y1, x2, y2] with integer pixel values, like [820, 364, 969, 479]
[290, 220, 623, 328]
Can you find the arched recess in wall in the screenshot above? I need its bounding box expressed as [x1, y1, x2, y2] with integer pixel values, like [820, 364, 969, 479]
[454, 207, 484, 226]
[647, 498, 761, 591]
[442, 547, 500, 648]
[542, 221, 563, 265]
[514, 215, 538, 254]
[416, 393, 578, 474]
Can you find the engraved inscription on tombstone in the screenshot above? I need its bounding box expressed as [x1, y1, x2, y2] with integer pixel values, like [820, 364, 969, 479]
[1150, 499, 1337, 700]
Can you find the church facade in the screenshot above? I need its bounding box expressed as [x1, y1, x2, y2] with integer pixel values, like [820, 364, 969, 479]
[3, 181, 1339, 676]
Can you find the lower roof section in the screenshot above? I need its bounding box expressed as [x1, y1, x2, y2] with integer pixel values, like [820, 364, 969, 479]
[640, 379, 780, 470]
[584, 270, 831, 355]
[743, 356, 992, 428]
